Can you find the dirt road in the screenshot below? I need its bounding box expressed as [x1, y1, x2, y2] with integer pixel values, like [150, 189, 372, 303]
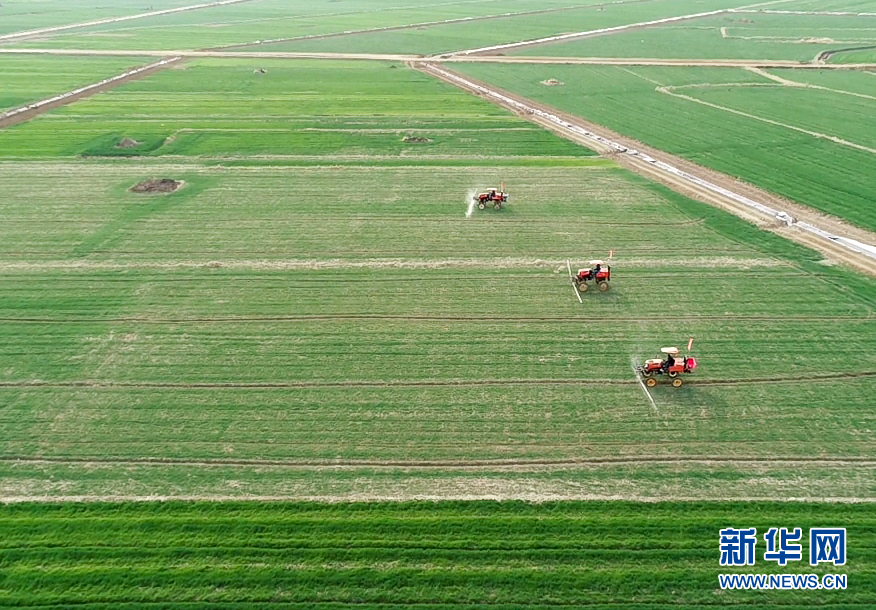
[0, 56, 184, 129]
[3, 48, 875, 70]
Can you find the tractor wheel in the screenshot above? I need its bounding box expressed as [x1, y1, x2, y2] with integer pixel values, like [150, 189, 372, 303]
[640, 369, 652, 378]
[577, 281, 589, 292]
[477, 202, 486, 210]
[645, 378, 657, 387]
[494, 202, 502, 210]
[598, 281, 609, 292]
[667, 371, 678, 378]
[672, 378, 683, 388]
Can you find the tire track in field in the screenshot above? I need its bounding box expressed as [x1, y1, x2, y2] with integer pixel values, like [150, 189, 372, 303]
[0, 255, 788, 271]
[2, 371, 875, 389]
[3, 455, 875, 470]
[0, 314, 869, 323]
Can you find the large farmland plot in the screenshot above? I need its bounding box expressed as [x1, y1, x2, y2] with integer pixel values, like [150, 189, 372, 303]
[2, 77, 876, 500]
[510, 11, 876, 61]
[0, 58, 592, 159]
[453, 62, 876, 232]
[0, 55, 157, 114]
[2, 0, 757, 52]
[3, 1, 876, 605]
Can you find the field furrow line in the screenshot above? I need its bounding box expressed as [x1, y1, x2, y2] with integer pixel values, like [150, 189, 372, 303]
[3, 455, 875, 469]
[2, 371, 875, 389]
[0, 314, 867, 323]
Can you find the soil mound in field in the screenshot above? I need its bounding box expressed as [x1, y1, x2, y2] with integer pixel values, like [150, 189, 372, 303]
[129, 178, 183, 193]
[116, 137, 142, 148]
[541, 79, 564, 86]
[403, 135, 432, 143]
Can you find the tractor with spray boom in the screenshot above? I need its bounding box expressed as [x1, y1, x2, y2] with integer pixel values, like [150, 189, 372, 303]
[638, 345, 697, 387]
[573, 259, 611, 293]
[566, 252, 613, 302]
[473, 182, 508, 211]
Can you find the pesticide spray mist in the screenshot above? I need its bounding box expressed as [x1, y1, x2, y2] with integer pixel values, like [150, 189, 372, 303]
[465, 189, 477, 218]
[630, 354, 658, 413]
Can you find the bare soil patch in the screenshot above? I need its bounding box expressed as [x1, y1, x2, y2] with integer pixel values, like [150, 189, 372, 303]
[541, 78, 564, 86]
[402, 135, 432, 143]
[115, 137, 142, 148]
[129, 178, 183, 194]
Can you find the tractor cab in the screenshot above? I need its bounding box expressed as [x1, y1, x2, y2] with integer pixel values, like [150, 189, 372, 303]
[661, 347, 683, 373]
[589, 259, 610, 281]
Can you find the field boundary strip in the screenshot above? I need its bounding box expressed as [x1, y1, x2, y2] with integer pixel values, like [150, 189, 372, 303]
[3, 455, 875, 469]
[3, 48, 876, 70]
[0, 0, 258, 43]
[734, 9, 876, 16]
[0, 255, 788, 271]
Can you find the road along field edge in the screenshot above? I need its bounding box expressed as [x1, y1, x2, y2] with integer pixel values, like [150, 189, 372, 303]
[0, 0, 257, 44]
[414, 62, 876, 278]
[6, 48, 876, 70]
[0, 56, 184, 129]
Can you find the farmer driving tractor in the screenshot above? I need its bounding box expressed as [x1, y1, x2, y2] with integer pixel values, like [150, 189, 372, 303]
[576, 262, 601, 283]
[662, 348, 676, 372]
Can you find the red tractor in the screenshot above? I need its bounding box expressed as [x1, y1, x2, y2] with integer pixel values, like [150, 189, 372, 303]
[574, 260, 611, 292]
[639, 347, 697, 387]
[474, 186, 508, 210]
